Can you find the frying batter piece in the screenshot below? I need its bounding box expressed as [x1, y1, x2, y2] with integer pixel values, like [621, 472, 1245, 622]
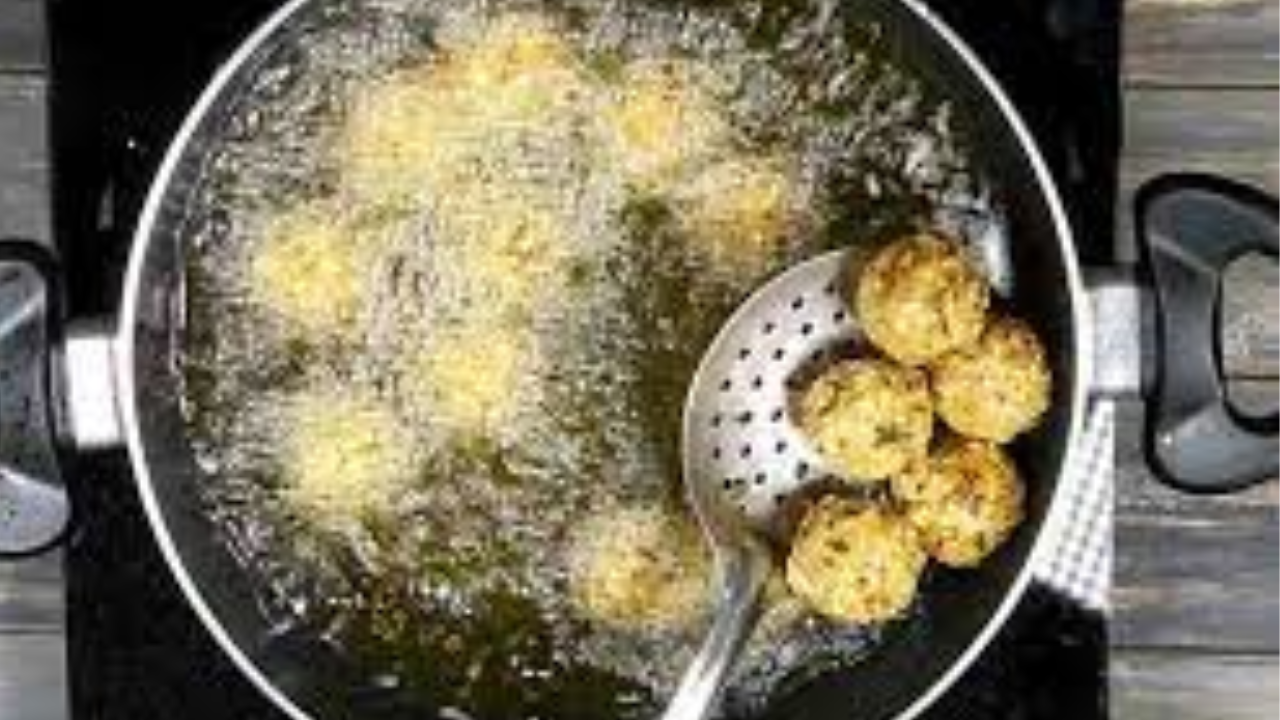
[603, 58, 733, 193]
[278, 387, 416, 532]
[399, 324, 536, 438]
[248, 203, 371, 337]
[568, 504, 711, 631]
[674, 155, 807, 281]
[336, 14, 593, 208]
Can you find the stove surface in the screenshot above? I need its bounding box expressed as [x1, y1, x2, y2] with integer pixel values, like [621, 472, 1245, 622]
[49, 1, 1114, 718]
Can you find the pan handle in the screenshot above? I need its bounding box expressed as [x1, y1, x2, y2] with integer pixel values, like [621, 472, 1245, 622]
[0, 239, 70, 556]
[1135, 173, 1278, 493]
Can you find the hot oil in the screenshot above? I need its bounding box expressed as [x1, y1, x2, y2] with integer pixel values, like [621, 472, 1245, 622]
[181, 0, 996, 717]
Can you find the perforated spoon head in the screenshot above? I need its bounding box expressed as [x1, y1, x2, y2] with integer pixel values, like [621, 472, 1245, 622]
[665, 249, 863, 720]
[683, 249, 864, 546]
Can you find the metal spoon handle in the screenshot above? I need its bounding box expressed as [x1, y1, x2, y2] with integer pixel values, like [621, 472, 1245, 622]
[661, 547, 771, 720]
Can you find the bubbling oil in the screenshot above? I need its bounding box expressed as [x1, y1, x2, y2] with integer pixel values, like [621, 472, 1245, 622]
[181, 0, 995, 717]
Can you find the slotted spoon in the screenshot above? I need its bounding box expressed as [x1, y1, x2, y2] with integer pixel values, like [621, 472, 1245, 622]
[663, 249, 864, 720]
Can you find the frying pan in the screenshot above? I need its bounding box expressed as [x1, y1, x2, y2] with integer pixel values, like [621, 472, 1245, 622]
[0, 0, 1275, 718]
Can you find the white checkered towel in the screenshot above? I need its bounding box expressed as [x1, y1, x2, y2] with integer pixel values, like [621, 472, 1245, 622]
[1033, 400, 1114, 611]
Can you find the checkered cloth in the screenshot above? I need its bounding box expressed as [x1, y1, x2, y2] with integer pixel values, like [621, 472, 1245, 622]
[1033, 400, 1114, 612]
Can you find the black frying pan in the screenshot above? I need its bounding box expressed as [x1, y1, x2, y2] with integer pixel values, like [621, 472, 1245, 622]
[0, 0, 1274, 719]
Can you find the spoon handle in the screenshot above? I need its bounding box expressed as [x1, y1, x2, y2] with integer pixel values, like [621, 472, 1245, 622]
[661, 546, 771, 720]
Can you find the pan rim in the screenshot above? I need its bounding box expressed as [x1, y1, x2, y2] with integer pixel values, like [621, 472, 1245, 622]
[118, 1, 323, 719]
[114, 2, 1094, 720]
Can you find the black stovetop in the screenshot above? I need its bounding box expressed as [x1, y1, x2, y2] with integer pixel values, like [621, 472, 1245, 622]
[48, 1, 1114, 718]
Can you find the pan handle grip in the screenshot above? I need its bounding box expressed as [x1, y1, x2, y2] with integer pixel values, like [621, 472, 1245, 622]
[0, 238, 70, 557]
[1135, 174, 1278, 494]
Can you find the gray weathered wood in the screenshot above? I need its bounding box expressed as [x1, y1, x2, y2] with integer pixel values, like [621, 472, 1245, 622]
[1222, 257, 1279, 380]
[1126, 0, 1279, 88]
[0, 65, 59, 676]
[0, 633, 66, 720]
[1112, 650, 1280, 720]
[1113, 502, 1278, 652]
[0, 73, 47, 241]
[1114, 375, 1277, 653]
[1120, 87, 1278, 189]
[0, 0, 44, 73]
[0, 552, 61, 633]
[1226, 377, 1278, 421]
[1115, 87, 1279, 261]
[1121, 87, 1279, 194]
[0, 59, 61, 715]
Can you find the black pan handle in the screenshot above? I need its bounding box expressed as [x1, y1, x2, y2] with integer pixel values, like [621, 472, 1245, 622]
[1135, 174, 1279, 494]
[0, 238, 69, 557]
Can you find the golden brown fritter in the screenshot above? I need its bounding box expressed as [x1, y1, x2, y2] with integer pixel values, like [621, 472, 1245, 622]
[854, 233, 990, 365]
[785, 496, 927, 623]
[567, 505, 711, 631]
[795, 359, 934, 481]
[892, 438, 1025, 567]
[931, 316, 1051, 442]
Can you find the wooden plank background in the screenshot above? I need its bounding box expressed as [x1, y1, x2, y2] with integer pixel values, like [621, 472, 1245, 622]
[0, 3, 62, 718]
[1125, 0, 1279, 87]
[1115, 1, 1277, 718]
[0, 0, 43, 73]
[0, 0, 1275, 718]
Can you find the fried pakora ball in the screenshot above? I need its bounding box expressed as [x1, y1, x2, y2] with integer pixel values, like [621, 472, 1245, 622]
[892, 438, 1025, 567]
[279, 388, 415, 530]
[604, 59, 732, 191]
[795, 359, 934, 482]
[675, 156, 804, 279]
[785, 496, 927, 623]
[249, 204, 368, 336]
[854, 233, 990, 365]
[567, 505, 711, 631]
[931, 316, 1051, 442]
